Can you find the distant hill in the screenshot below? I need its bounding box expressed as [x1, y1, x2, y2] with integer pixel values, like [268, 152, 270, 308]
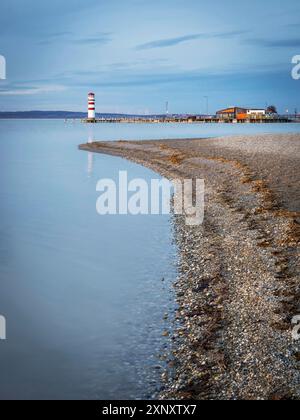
[0, 111, 168, 119]
[0, 111, 86, 119]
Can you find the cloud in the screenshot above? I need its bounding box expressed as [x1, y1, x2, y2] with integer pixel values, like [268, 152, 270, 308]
[37, 31, 73, 45]
[64, 63, 284, 90]
[285, 22, 300, 28]
[44, 31, 73, 39]
[25, 59, 284, 92]
[245, 38, 300, 48]
[37, 32, 112, 46]
[0, 0, 101, 37]
[0, 84, 66, 96]
[72, 33, 113, 45]
[136, 30, 248, 50]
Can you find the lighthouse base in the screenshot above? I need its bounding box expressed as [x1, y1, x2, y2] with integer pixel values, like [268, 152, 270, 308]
[83, 118, 97, 123]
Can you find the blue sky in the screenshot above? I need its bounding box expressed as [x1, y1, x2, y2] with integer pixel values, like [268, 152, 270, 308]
[0, 0, 299, 114]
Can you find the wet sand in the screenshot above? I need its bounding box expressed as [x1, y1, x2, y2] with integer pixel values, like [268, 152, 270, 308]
[79, 134, 300, 400]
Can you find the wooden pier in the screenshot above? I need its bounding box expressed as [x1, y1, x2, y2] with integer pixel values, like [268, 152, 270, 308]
[81, 115, 299, 124]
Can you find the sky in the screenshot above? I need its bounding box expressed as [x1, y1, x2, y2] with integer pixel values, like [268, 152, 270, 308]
[0, 0, 299, 114]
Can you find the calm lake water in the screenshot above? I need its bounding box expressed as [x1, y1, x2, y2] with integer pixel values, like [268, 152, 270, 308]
[0, 120, 299, 400]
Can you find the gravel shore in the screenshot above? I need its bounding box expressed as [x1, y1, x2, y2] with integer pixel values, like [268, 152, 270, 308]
[79, 134, 300, 400]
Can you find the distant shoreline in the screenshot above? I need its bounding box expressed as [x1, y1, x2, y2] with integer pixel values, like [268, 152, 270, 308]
[80, 135, 300, 400]
[1, 112, 300, 124]
[0, 112, 162, 120]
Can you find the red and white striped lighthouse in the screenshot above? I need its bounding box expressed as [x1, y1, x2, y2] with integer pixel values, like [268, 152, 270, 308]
[88, 92, 95, 120]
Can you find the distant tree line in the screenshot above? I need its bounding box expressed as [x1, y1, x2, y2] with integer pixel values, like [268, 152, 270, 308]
[266, 105, 278, 115]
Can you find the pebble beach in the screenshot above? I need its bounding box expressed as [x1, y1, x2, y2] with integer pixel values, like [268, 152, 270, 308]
[80, 134, 300, 400]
